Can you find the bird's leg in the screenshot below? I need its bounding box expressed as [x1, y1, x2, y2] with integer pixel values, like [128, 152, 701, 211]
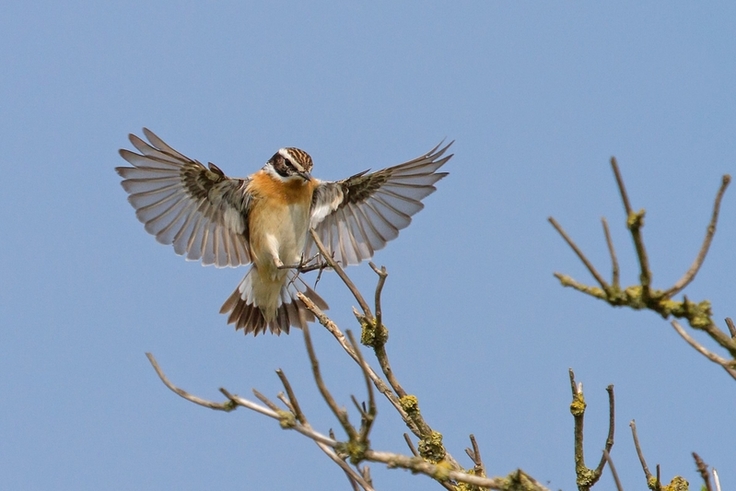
[277, 252, 330, 273]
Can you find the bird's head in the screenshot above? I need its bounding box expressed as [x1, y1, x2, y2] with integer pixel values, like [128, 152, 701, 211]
[265, 147, 313, 181]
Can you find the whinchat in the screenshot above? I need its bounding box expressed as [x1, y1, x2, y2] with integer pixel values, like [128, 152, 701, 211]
[116, 129, 451, 335]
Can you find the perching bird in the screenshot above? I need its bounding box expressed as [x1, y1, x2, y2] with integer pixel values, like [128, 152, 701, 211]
[116, 129, 452, 335]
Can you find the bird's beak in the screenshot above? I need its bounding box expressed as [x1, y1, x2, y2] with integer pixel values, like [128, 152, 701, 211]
[297, 170, 312, 181]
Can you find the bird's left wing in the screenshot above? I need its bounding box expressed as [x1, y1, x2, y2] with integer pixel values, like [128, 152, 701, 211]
[306, 141, 452, 266]
[116, 128, 252, 268]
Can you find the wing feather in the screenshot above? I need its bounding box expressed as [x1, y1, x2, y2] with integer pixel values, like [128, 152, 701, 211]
[116, 129, 252, 267]
[307, 141, 452, 265]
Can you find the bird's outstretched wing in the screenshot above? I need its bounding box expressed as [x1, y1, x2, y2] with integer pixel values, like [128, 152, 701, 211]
[307, 141, 452, 266]
[116, 128, 252, 268]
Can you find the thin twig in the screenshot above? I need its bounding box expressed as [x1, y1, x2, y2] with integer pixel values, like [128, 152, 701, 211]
[713, 468, 721, 491]
[304, 232, 456, 469]
[601, 217, 620, 287]
[726, 318, 736, 339]
[252, 388, 282, 413]
[218, 388, 337, 446]
[603, 450, 624, 491]
[276, 369, 307, 425]
[347, 330, 377, 443]
[630, 420, 653, 482]
[373, 342, 408, 400]
[610, 157, 634, 216]
[403, 433, 419, 456]
[297, 292, 419, 435]
[693, 452, 712, 491]
[465, 434, 485, 478]
[369, 262, 387, 332]
[145, 352, 234, 411]
[548, 217, 609, 290]
[309, 229, 373, 317]
[663, 175, 731, 297]
[302, 322, 358, 441]
[148, 352, 523, 489]
[670, 321, 736, 381]
[365, 264, 410, 401]
[316, 441, 374, 491]
[593, 385, 615, 477]
[276, 371, 373, 491]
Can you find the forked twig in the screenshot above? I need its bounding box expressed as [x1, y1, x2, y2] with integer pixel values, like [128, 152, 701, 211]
[465, 434, 486, 478]
[568, 370, 614, 490]
[552, 159, 736, 380]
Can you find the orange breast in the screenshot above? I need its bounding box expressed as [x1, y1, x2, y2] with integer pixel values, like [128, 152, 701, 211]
[248, 171, 316, 205]
[246, 171, 317, 268]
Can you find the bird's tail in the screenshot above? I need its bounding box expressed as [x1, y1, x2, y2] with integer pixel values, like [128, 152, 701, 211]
[220, 266, 328, 336]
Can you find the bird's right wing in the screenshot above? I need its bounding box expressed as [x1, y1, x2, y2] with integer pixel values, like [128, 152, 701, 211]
[116, 128, 252, 268]
[306, 141, 452, 266]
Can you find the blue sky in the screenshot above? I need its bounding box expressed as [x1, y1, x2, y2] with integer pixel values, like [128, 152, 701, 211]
[2, 2, 735, 490]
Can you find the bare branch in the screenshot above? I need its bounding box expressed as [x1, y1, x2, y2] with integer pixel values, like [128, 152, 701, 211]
[146, 352, 235, 411]
[663, 174, 731, 297]
[714, 468, 722, 491]
[363, 450, 550, 491]
[548, 217, 609, 290]
[670, 321, 736, 381]
[297, 292, 420, 435]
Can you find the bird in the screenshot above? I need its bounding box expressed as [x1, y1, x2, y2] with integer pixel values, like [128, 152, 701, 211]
[116, 129, 452, 336]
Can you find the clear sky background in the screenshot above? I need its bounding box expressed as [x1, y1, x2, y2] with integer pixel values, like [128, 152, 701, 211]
[2, 2, 735, 490]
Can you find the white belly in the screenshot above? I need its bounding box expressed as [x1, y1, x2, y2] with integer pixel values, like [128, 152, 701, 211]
[252, 200, 311, 276]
